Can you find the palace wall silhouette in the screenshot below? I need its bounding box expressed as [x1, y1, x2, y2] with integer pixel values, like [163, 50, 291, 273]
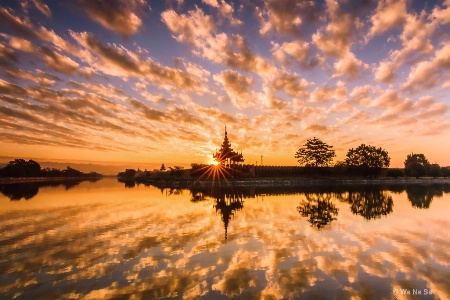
[250, 165, 331, 177]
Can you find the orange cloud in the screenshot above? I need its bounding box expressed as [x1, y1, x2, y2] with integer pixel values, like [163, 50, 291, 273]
[258, 0, 321, 37]
[368, 0, 408, 38]
[403, 42, 450, 91]
[271, 71, 311, 98]
[77, 0, 144, 36]
[213, 70, 256, 108]
[30, 0, 51, 17]
[162, 7, 273, 75]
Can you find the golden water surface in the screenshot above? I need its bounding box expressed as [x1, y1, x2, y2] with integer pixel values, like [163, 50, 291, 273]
[0, 179, 449, 299]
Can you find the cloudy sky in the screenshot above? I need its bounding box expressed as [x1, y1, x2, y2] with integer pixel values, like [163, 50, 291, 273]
[0, 0, 449, 167]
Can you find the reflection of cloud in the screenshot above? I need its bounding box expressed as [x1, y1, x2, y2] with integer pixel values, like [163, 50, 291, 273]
[211, 249, 263, 297]
[2, 170, 450, 299]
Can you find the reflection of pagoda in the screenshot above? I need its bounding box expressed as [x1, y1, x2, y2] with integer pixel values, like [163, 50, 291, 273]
[214, 193, 244, 241]
[213, 126, 244, 167]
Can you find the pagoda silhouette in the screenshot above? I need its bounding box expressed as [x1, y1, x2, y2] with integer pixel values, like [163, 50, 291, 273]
[213, 126, 244, 167]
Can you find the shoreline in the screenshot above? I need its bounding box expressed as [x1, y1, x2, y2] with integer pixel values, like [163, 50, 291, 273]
[129, 177, 450, 188]
[0, 177, 102, 184]
[2, 176, 450, 187]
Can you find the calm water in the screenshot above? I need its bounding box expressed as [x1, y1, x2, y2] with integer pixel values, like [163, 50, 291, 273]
[1, 178, 449, 299]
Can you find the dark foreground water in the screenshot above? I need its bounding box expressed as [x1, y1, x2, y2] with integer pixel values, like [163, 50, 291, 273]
[1, 178, 449, 299]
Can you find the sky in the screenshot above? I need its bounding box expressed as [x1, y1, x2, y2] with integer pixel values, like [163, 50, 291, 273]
[0, 0, 450, 168]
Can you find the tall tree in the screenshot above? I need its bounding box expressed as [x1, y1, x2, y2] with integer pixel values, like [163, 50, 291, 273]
[295, 137, 335, 167]
[404, 153, 429, 178]
[0, 159, 41, 177]
[345, 144, 390, 177]
[427, 163, 441, 178]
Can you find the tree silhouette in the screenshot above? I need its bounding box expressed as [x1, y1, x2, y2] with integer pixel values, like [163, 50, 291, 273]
[168, 166, 184, 177]
[0, 159, 41, 177]
[295, 137, 335, 167]
[404, 153, 429, 178]
[386, 168, 405, 178]
[297, 193, 338, 229]
[427, 163, 441, 178]
[160, 163, 166, 172]
[441, 166, 450, 178]
[345, 144, 390, 178]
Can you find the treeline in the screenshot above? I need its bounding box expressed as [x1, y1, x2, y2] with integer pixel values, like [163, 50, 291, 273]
[0, 159, 102, 178]
[117, 165, 186, 179]
[294, 137, 450, 178]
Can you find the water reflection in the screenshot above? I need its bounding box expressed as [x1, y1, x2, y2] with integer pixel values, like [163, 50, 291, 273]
[214, 192, 244, 240]
[404, 184, 450, 209]
[118, 178, 136, 188]
[184, 184, 442, 233]
[0, 179, 99, 201]
[0, 183, 38, 200]
[348, 188, 393, 220]
[297, 193, 338, 229]
[190, 187, 252, 240]
[1, 179, 449, 299]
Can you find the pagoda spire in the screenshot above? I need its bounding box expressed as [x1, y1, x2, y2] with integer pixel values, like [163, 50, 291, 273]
[213, 125, 244, 166]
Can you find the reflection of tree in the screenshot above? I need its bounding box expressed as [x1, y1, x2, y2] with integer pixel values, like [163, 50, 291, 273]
[348, 189, 393, 220]
[297, 193, 338, 229]
[407, 186, 433, 209]
[0, 179, 90, 201]
[406, 185, 444, 209]
[0, 183, 39, 200]
[117, 178, 135, 188]
[167, 188, 183, 196]
[189, 187, 206, 202]
[64, 180, 84, 190]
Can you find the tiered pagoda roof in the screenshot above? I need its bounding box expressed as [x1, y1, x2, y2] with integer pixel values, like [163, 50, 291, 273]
[213, 126, 244, 166]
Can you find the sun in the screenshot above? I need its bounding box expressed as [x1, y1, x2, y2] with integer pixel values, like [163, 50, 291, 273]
[212, 160, 219, 166]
